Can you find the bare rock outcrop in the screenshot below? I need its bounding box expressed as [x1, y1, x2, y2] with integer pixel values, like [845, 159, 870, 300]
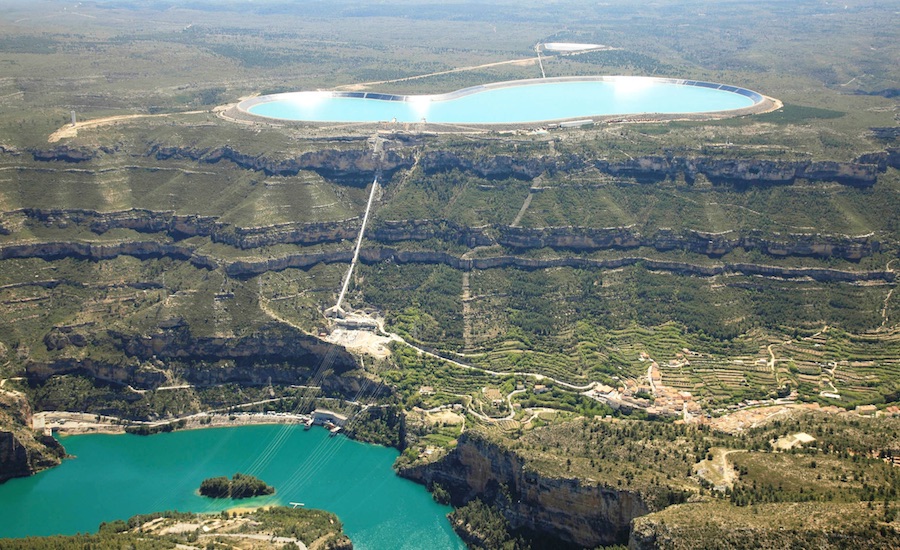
[147, 144, 414, 184]
[0, 239, 217, 270]
[25, 142, 895, 188]
[420, 150, 888, 187]
[223, 246, 895, 283]
[27, 323, 361, 392]
[0, 392, 65, 483]
[400, 432, 651, 547]
[10, 208, 883, 264]
[30, 145, 96, 163]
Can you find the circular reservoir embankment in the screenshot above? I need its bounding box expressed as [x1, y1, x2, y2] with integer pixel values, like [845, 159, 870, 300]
[234, 76, 772, 127]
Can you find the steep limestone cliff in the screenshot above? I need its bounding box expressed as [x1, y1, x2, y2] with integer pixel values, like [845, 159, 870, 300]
[8, 207, 882, 266]
[21, 142, 895, 188]
[495, 225, 878, 260]
[0, 227, 888, 284]
[27, 323, 361, 392]
[592, 155, 884, 186]
[30, 145, 97, 163]
[0, 392, 64, 483]
[372, 219, 494, 248]
[420, 149, 888, 187]
[399, 432, 651, 547]
[147, 144, 414, 184]
[419, 150, 585, 180]
[224, 246, 895, 283]
[16, 207, 360, 249]
[0, 239, 218, 270]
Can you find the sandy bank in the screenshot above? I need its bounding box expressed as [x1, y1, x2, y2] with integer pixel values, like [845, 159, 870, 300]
[38, 411, 312, 436]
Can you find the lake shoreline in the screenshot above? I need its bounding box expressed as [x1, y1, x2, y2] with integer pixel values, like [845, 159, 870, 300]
[39, 410, 315, 437]
[0, 423, 465, 548]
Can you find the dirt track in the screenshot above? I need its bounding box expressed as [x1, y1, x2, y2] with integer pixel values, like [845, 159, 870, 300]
[333, 46, 619, 91]
[48, 110, 207, 142]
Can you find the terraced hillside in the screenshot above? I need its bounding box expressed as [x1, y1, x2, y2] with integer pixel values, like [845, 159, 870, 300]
[1, 126, 898, 424]
[0, 0, 899, 547]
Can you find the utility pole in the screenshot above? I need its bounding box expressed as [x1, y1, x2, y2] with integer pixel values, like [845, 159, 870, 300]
[535, 44, 546, 78]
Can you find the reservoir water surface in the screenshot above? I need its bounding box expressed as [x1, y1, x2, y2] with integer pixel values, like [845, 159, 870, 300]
[242, 76, 763, 124]
[0, 425, 465, 550]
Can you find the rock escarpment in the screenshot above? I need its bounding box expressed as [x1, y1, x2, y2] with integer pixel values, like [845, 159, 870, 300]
[2, 208, 891, 283]
[19, 142, 896, 188]
[147, 144, 414, 184]
[30, 145, 96, 163]
[225, 246, 895, 283]
[495, 225, 878, 259]
[9, 141, 896, 283]
[14, 208, 360, 250]
[0, 392, 65, 482]
[0, 239, 218, 269]
[419, 149, 895, 187]
[27, 323, 364, 393]
[373, 219, 494, 248]
[373, 219, 879, 261]
[399, 432, 651, 547]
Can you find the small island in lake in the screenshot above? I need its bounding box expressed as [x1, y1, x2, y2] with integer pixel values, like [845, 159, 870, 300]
[199, 473, 275, 499]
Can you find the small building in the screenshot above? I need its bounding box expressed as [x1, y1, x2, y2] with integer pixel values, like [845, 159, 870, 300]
[559, 119, 593, 129]
[312, 409, 348, 427]
[533, 384, 549, 394]
[855, 404, 878, 417]
[337, 317, 378, 330]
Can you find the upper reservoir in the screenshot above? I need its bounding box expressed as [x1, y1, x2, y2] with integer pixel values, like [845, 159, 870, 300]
[0, 425, 465, 550]
[239, 76, 766, 125]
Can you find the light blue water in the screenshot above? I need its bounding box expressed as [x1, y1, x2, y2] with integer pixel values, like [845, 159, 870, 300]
[0, 425, 465, 550]
[247, 78, 758, 124]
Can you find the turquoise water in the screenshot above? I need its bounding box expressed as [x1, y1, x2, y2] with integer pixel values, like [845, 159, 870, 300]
[246, 77, 759, 124]
[0, 425, 465, 550]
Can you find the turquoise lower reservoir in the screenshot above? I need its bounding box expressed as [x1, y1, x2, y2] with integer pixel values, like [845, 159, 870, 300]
[0, 425, 465, 550]
[241, 76, 763, 124]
